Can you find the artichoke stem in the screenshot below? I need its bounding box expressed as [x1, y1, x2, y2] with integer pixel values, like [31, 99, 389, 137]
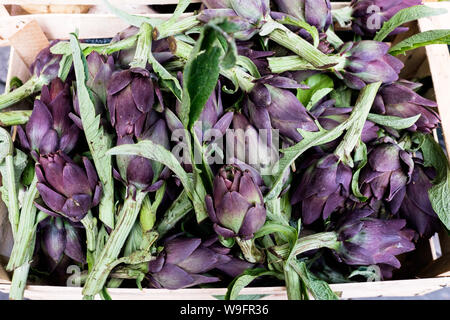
[155, 15, 200, 40]
[81, 211, 98, 252]
[82, 190, 146, 297]
[129, 23, 153, 70]
[9, 262, 31, 300]
[267, 23, 339, 69]
[6, 175, 39, 271]
[284, 263, 302, 300]
[0, 76, 46, 111]
[334, 82, 382, 167]
[236, 237, 265, 264]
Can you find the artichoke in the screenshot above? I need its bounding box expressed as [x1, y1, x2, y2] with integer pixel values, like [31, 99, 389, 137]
[334, 208, 416, 267]
[351, 0, 422, 37]
[35, 151, 102, 222]
[39, 217, 86, 265]
[372, 80, 440, 134]
[359, 139, 414, 212]
[206, 165, 267, 240]
[274, 0, 332, 32]
[107, 67, 161, 138]
[244, 75, 318, 144]
[337, 41, 404, 90]
[291, 153, 352, 225]
[393, 160, 441, 238]
[147, 235, 252, 289]
[17, 78, 80, 158]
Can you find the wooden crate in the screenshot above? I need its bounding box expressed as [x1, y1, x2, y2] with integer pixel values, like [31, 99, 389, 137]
[0, 0, 449, 299]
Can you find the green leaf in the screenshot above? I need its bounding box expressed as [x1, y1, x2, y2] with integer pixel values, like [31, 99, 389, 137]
[148, 51, 183, 101]
[306, 88, 334, 111]
[297, 74, 334, 107]
[374, 5, 447, 41]
[0, 110, 32, 126]
[291, 260, 339, 300]
[70, 33, 115, 229]
[389, 29, 450, 56]
[181, 20, 237, 129]
[331, 87, 352, 108]
[279, 16, 320, 48]
[254, 221, 297, 246]
[367, 113, 421, 130]
[107, 140, 208, 222]
[420, 134, 450, 230]
[225, 268, 283, 300]
[156, 191, 193, 237]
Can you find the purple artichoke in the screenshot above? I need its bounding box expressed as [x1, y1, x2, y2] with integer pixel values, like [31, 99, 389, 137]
[227, 113, 279, 173]
[199, 0, 271, 40]
[30, 40, 63, 80]
[338, 41, 404, 90]
[335, 208, 416, 267]
[372, 80, 440, 134]
[237, 43, 274, 75]
[40, 217, 86, 265]
[17, 78, 80, 158]
[359, 139, 414, 212]
[291, 154, 352, 225]
[191, 81, 234, 145]
[392, 160, 441, 238]
[274, 0, 332, 32]
[35, 151, 102, 222]
[115, 111, 170, 192]
[107, 67, 161, 139]
[147, 235, 253, 289]
[244, 75, 318, 144]
[206, 165, 267, 240]
[351, 0, 422, 37]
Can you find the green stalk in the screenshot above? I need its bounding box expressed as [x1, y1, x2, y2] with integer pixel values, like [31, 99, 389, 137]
[0, 76, 47, 110]
[0, 128, 20, 238]
[236, 238, 265, 264]
[156, 190, 193, 238]
[334, 82, 382, 167]
[274, 232, 340, 260]
[51, 35, 139, 56]
[268, 56, 317, 74]
[82, 190, 147, 298]
[129, 23, 153, 69]
[284, 263, 302, 300]
[81, 211, 98, 252]
[267, 22, 340, 69]
[6, 175, 39, 271]
[9, 234, 35, 300]
[0, 111, 32, 126]
[154, 15, 200, 40]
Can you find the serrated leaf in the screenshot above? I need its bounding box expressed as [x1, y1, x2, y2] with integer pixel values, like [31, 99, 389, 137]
[420, 134, 450, 230]
[70, 33, 115, 229]
[367, 113, 421, 130]
[291, 260, 339, 300]
[374, 5, 447, 42]
[389, 29, 450, 56]
[107, 141, 208, 222]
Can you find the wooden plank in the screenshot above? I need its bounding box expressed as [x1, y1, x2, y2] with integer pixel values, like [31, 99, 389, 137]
[0, 3, 350, 44]
[419, 255, 450, 278]
[417, 2, 450, 160]
[0, 4, 9, 16]
[0, 278, 448, 300]
[0, 0, 202, 4]
[5, 47, 31, 93]
[7, 19, 49, 67]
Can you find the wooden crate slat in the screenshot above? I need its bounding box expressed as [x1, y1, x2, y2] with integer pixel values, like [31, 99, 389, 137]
[0, 278, 449, 300]
[0, 0, 201, 4]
